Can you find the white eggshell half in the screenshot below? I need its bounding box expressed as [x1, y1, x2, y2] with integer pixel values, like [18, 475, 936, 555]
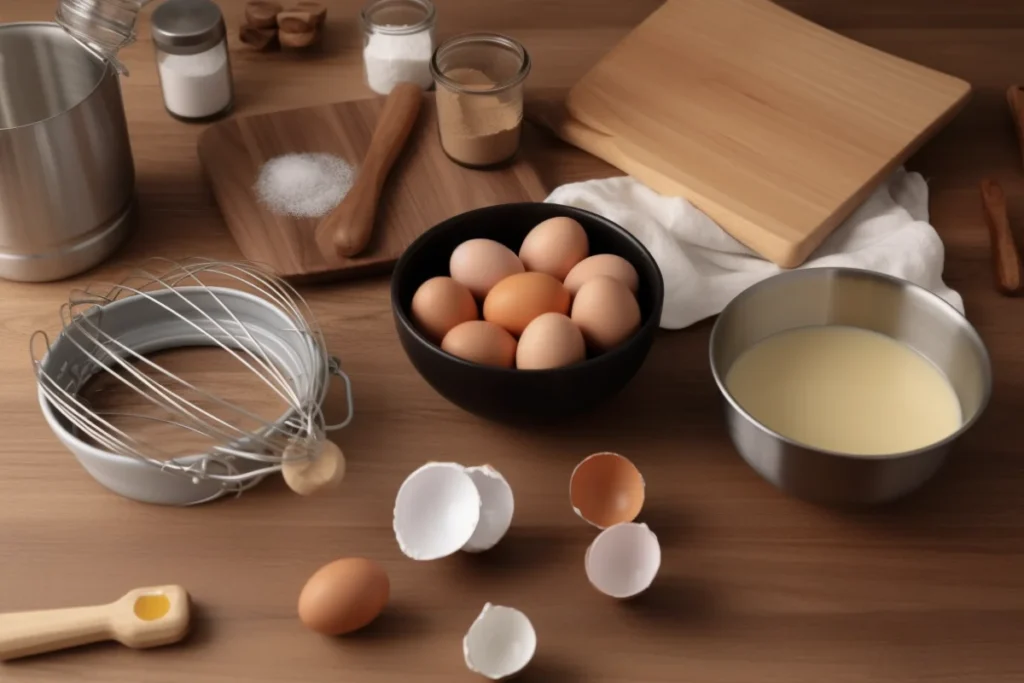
[462, 465, 515, 553]
[584, 522, 661, 598]
[463, 603, 537, 680]
[394, 462, 482, 561]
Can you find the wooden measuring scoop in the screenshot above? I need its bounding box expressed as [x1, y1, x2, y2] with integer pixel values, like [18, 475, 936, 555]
[316, 82, 423, 259]
[0, 585, 190, 661]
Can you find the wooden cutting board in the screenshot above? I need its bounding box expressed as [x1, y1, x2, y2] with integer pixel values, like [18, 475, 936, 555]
[559, 0, 971, 267]
[197, 94, 547, 281]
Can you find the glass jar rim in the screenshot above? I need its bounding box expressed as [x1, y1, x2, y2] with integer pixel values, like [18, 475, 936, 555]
[429, 33, 531, 95]
[360, 0, 436, 36]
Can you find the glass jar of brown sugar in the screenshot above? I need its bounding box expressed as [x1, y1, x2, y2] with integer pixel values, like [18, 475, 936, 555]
[429, 33, 531, 168]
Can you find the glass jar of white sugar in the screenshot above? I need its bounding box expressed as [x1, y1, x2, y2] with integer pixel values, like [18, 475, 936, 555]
[361, 0, 436, 96]
[151, 0, 234, 122]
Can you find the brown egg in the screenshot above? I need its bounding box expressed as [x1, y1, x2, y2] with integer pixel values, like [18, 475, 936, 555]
[570, 452, 645, 528]
[483, 272, 571, 337]
[515, 313, 586, 370]
[410, 276, 478, 343]
[449, 239, 525, 299]
[441, 320, 518, 368]
[563, 254, 640, 295]
[298, 557, 390, 636]
[571, 276, 641, 352]
[518, 217, 589, 281]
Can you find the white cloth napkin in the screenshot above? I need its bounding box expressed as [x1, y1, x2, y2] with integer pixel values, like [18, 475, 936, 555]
[545, 168, 963, 330]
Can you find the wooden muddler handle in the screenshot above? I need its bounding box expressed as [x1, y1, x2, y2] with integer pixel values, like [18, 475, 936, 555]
[980, 178, 1022, 296]
[317, 82, 422, 259]
[0, 605, 113, 661]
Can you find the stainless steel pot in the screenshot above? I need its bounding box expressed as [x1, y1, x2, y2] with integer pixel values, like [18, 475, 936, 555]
[0, 22, 135, 282]
[709, 268, 992, 506]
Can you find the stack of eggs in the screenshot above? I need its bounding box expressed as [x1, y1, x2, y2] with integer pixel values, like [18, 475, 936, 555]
[409, 217, 642, 369]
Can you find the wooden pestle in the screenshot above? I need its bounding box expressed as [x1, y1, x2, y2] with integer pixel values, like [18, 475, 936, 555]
[316, 82, 422, 259]
[0, 586, 190, 661]
[980, 178, 1022, 296]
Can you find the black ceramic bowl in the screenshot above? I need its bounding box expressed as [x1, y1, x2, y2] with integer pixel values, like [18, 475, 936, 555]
[391, 203, 665, 424]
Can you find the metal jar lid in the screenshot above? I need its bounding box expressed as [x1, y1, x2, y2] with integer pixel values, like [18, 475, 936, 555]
[151, 0, 226, 55]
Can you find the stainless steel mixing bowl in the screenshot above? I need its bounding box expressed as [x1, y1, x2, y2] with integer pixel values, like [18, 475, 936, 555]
[0, 23, 136, 282]
[709, 268, 992, 506]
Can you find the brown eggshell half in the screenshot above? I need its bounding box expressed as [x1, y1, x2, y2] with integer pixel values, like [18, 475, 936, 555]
[569, 452, 645, 528]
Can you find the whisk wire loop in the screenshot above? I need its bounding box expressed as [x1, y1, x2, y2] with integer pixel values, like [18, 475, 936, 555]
[31, 259, 353, 501]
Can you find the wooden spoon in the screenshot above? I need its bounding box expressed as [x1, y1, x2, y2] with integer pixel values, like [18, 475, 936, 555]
[0, 586, 190, 661]
[316, 82, 423, 259]
[980, 178, 1022, 296]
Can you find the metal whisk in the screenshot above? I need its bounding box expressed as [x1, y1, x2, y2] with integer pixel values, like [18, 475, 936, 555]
[31, 258, 353, 505]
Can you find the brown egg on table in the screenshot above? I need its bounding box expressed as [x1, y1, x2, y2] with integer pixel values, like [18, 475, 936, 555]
[410, 276, 478, 343]
[564, 254, 640, 296]
[571, 276, 641, 352]
[442, 320, 518, 368]
[570, 452, 645, 528]
[518, 217, 589, 281]
[483, 272, 571, 337]
[516, 312, 586, 370]
[298, 557, 390, 636]
[449, 238, 525, 299]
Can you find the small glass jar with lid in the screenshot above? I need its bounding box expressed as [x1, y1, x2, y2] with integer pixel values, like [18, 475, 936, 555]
[361, 0, 437, 96]
[151, 0, 234, 122]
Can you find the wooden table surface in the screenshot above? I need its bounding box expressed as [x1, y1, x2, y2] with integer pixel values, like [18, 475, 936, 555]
[2, 1, 1023, 681]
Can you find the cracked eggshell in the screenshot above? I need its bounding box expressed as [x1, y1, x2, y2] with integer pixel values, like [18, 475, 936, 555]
[585, 522, 661, 598]
[394, 462, 481, 561]
[570, 452, 645, 528]
[463, 603, 537, 680]
[462, 465, 515, 553]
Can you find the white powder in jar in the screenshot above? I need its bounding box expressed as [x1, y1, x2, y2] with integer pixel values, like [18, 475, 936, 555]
[157, 43, 233, 119]
[254, 153, 356, 218]
[363, 29, 434, 95]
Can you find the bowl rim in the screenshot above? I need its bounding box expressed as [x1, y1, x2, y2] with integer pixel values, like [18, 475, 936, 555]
[708, 266, 993, 462]
[391, 202, 665, 376]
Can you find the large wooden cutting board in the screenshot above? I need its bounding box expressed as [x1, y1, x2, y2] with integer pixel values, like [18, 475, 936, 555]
[562, 0, 972, 267]
[197, 94, 547, 281]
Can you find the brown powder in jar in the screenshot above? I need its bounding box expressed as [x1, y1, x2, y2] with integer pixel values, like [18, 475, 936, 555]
[436, 67, 523, 167]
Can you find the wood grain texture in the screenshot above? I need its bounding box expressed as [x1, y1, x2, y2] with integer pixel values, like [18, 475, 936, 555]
[1008, 86, 1024, 170]
[1, 1, 1024, 682]
[563, 0, 972, 267]
[198, 93, 546, 281]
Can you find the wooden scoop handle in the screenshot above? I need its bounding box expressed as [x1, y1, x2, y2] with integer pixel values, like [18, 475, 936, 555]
[980, 178, 1022, 296]
[0, 604, 113, 661]
[317, 82, 423, 259]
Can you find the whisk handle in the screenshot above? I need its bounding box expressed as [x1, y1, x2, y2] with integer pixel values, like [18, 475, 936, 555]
[0, 604, 113, 661]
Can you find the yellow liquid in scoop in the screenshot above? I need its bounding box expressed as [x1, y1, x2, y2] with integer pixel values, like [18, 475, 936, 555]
[725, 326, 962, 456]
[133, 594, 171, 621]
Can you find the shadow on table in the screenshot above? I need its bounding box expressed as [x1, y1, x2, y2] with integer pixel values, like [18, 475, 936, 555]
[517, 654, 584, 683]
[340, 602, 430, 642]
[455, 529, 573, 577]
[621, 576, 720, 630]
